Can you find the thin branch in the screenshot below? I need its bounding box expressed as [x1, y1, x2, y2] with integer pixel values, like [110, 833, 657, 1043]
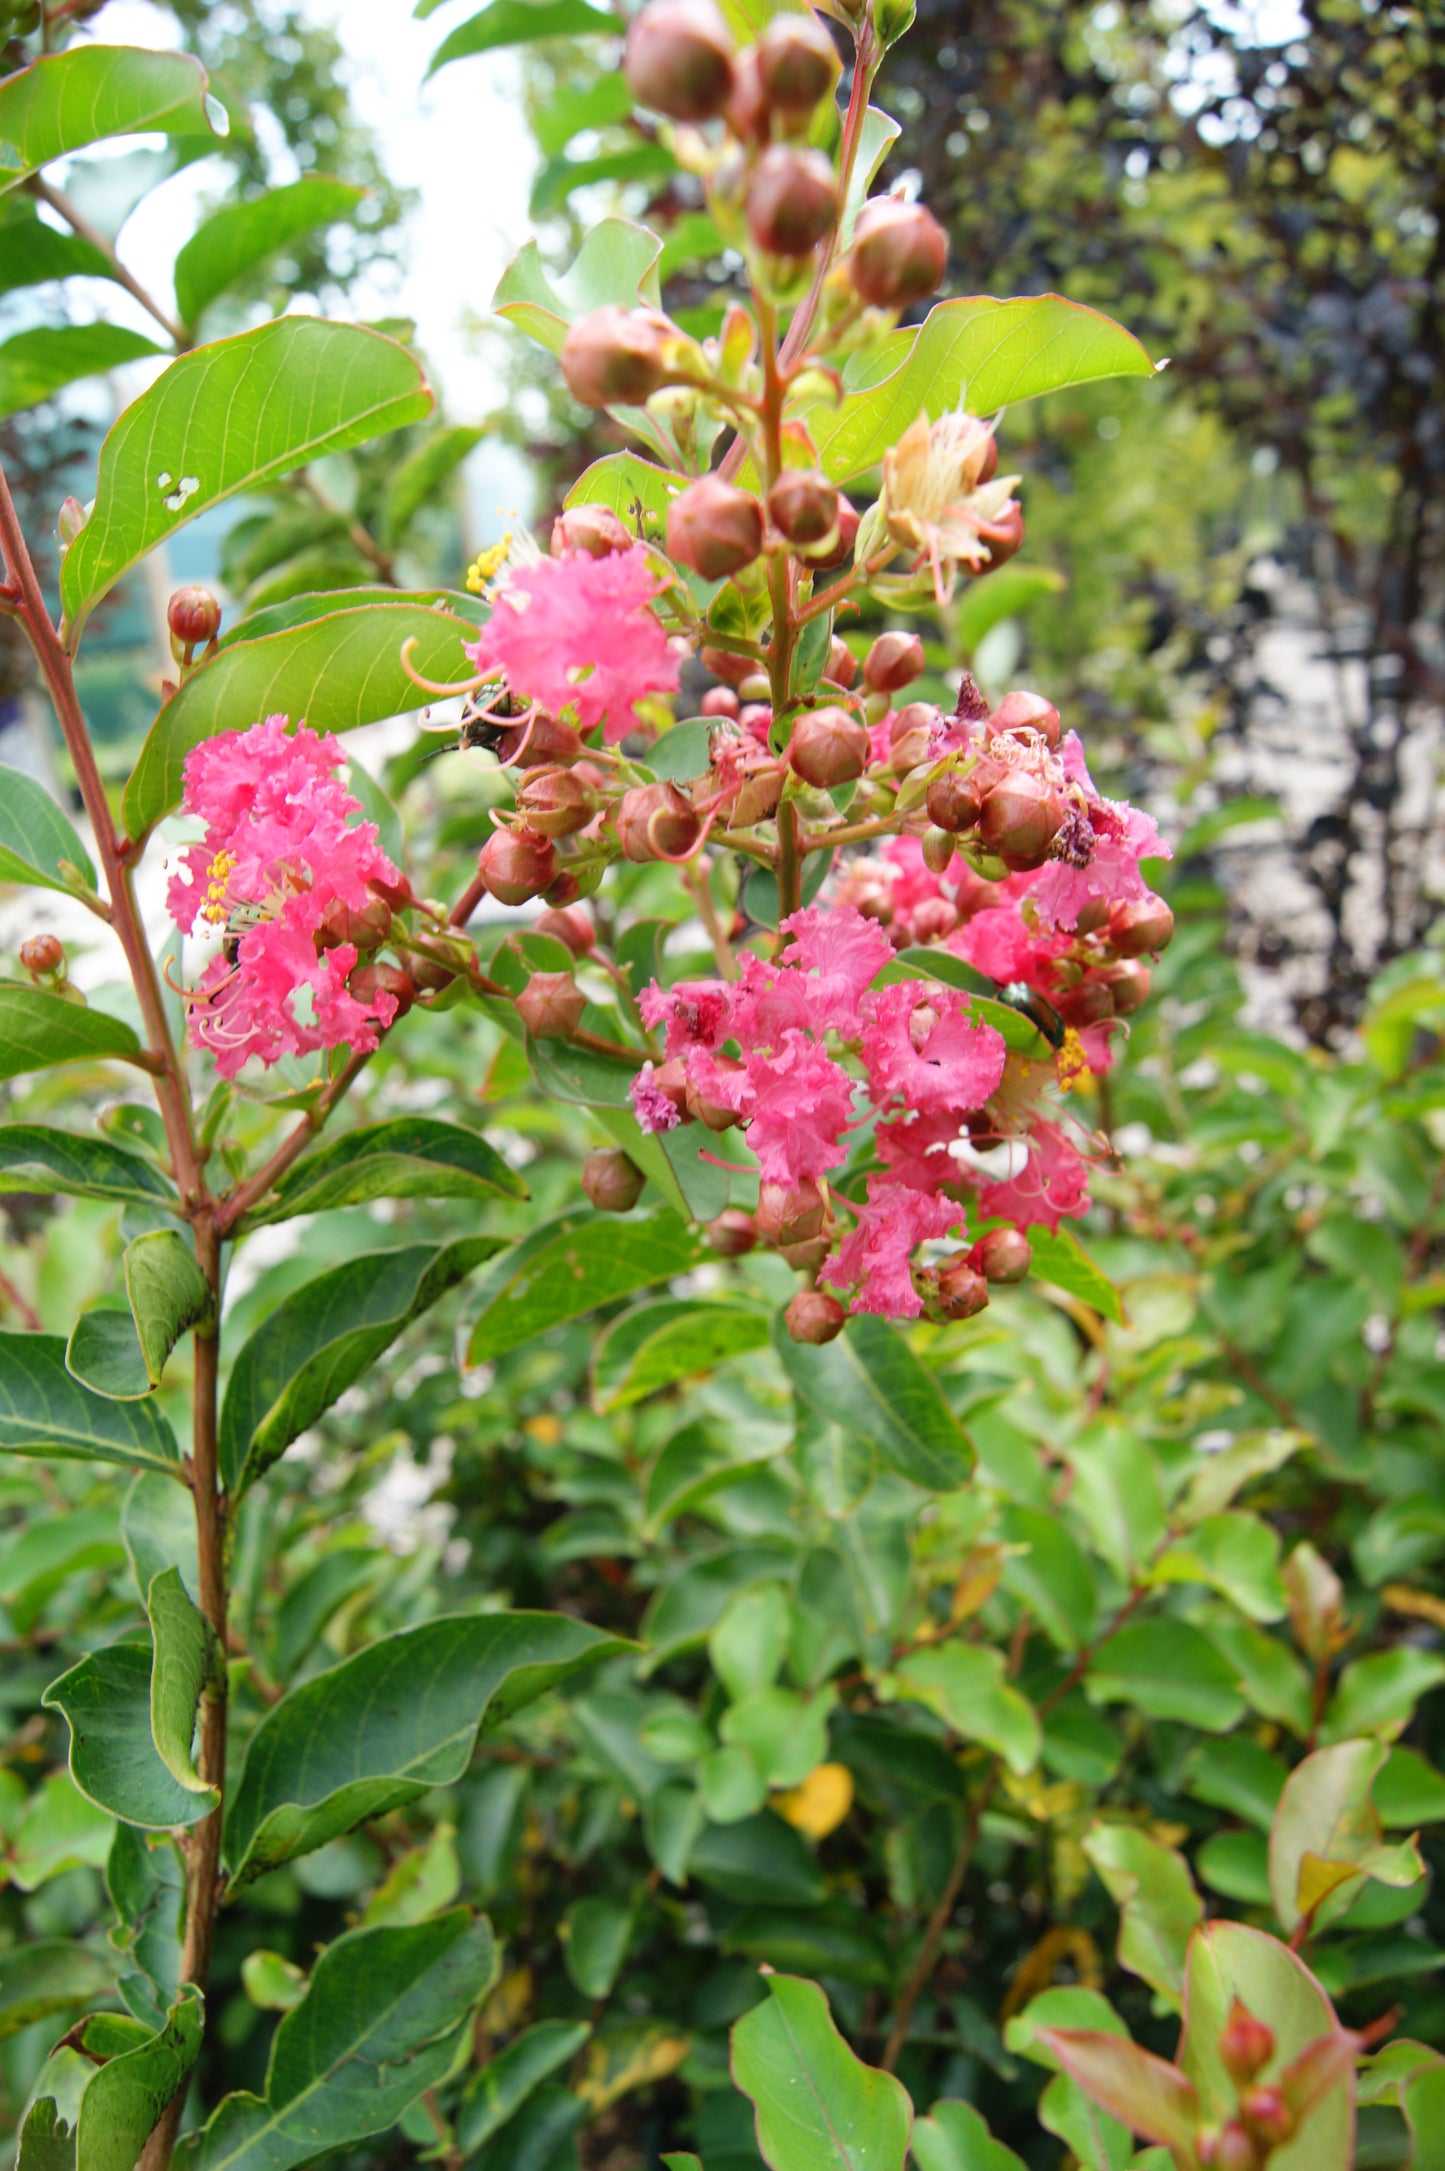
[27, 176, 186, 347]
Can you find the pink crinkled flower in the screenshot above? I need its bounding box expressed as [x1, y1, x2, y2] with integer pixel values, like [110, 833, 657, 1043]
[860, 983, 1007, 1117]
[1026, 731, 1170, 930]
[724, 1034, 856, 1184]
[974, 1116, 1091, 1232]
[639, 979, 733, 1055]
[461, 546, 680, 744]
[778, 904, 893, 1033]
[821, 1178, 964, 1317]
[950, 905, 1068, 987]
[631, 1060, 683, 1133]
[726, 955, 822, 1048]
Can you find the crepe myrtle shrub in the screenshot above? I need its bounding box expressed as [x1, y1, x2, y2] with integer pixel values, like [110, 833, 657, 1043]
[0, 9, 1435, 2171]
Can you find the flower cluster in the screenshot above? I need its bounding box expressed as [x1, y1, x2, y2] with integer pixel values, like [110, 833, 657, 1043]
[167, 716, 405, 1077]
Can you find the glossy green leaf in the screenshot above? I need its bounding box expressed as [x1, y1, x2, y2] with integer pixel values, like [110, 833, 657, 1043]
[1375, 1746, 1445, 1828]
[219, 1236, 500, 1494]
[0, 200, 111, 294]
[0, 984, 140, 1083]
[732, 1974, 912, 2171]
[772, 1311, 973, 1491]
[1031, 2033, 1197, 2157]
[1086, 1618, 1245, 1732]
[428, 0, 617, 76]
[1067, 1424, 1166, 1581]
[1081, 1824, 1202, 2007]
[808, 296, 1160, 483]
[123, 597, 477, 834]
[382, 422, 485, 544]
[493, 215, 662, 356]
[593, 1298, 770, 1411]
[67, 1229, 212, 1400]
[249, 1115, 526, 1223]
[0, 1942, 116, 2046]
[906, 2103, 1026, 2171]
[1181, 1920, 1351, 2171]
[0, 1123, 176, 1209]
[147, 1568, 220, 1799]
[1150, 1511, 1288, 1622]
[43, 1641, 215, 1829]
[61, 1986, 202, 2171]
[466, 1208, 703, 1367]
[0, 764, 97, 893]
[174, 175, 364, 329]
[0, 46, 219, 193]
[892, 1645, 1040, 1776]
[562, 1895, 635, 1998]
[1183, 1734, 1287, 1833]
[1321, 1648, 1445, 1743]
[175, 1912, 495, 2171]
[0, 1507, 124, 1628]
[998, 1505, 1097, 1651]
[1174, 1429, 1304, 1527]
[223, 1611, 624, 1888]
[1026, 1225, 1125, 1322]
[457, 2020, 591, 2154]
[1268, 1738, 1423, 1936]
[1196, 1828, 1271, 1904]
[0, 323, 165, 419]
[0, 1333, 179, 1471]
[61, 318, 432, 634]
[565, 449, 676, 530]
[955, 563, 1068, 655]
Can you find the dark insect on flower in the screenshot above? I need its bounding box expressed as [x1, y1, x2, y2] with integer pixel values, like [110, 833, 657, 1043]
[221, 902, 269, 970]
[995, 980, 1066, 1049]
[419, 690, 529, 763]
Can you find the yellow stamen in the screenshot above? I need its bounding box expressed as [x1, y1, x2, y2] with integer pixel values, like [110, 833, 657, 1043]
[1055, 1027, 1090, 1094]
[200, 848, 236, 927]
[466, 535, 513, 595]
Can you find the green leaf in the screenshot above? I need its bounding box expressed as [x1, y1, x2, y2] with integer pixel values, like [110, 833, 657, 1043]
[1025, 1226, 1124, 1322]
[249, 1115, 526, 1223]
[0, 1124, 177, 1209]
[1149, 1511, 1288, 1623]
[61, 318, 432, 635]
[43, 1641, 215, 1830]
[1268, 1738, 1423, 1936]
[493, 215, 662, 357]
[593, 1298, 770, 1411]
[955, 563, 1068, 656]
[532, 142, 678, 220]
[224, 1611, 624, 1888]
[771, 1311, 973, 1491]
[1030, 2033, 1197, 2158]
[998, 1505, 1097, 1651]
[0, 1942, 116, 2046]
[1066, 1424, 1166, 1582]
[382, 422, 486, 544]
[565, 449, 676, 530]
[0, 1333, 179, 1471]
[808, 297, 1160, 483]
[466, 1208, 703, 1367]
[688, 1810, 827, 1905]
[174, 175, 365, 329]
[0, 46, 220, 193]
[731, 1974, 912, 2171]
[219, 1236, 499, 1494]
[147, 1567, 220, 1799]
[1181, 1919, 1351, 2169]
[175, 1912, 495, 2171]
[0, 323, 165, 419]
[1081, 1824, 1202, 2008]
[457, 2021, 592, 2154]
[66, 1230, 213, 1400]
[911, 2102, 1026, 2171]
[1085, 1618, 1245, 1732]
[0, 764, 96, 893]
[9, 1771, 115, 1892]
[1174, 1429, 1304, 1527]
[0, 200, 111, 295]
[892, 1645, 1041, 1775]
[1196, 1828, 1270, 1904]
[123, 596, 476, 835]
[1375, 1746, 1445, 1828]
[0, 984, 140, 1082]
[562, 1895, 635, 1998]
[428, 0, 618, 76]
[1321, 1648, 1445, 1743]
[70, 1986, 202, 2171]
[1183, 1734, 1287, 1833]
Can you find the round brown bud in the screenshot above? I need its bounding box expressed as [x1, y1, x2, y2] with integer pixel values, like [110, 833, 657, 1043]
[723, 47, 770, 144]
[888, 699, 937, 774]
[745, 145, 838, 257]
[1219, 2004, 1275, 2091]
[1060, 980, 1114, 1028]
[707, 1208, 757, 1256]
[974, 502, 1025, 571]
[582, 1147, 646, 1213]
[544, 872, 583, 907]
[805, 498, 858, 568]
[517, 767, 595, 837]
[1101, 959, 1150, 1015]
[767, 468, 841, 547]
[477, 826, 558, 906]
[349, 961, 413, 1021]
[616, 780, 701, 862]
[625, 0, 735, 121]
[550, 503, 634, 559]
[970, 1227, 1032, 1284]
[780, 1234, 829, 1272]
[990, 689, 1060, 751]
[931, 1259, 990, 1320]
[977, 769, 1065, 871]
[787, 705, 869, 788]
[738, 672, 771, 703]
[913, 896, 959, 941]
[717, 741, 785, 827]
[701, 645, 754, 687]
[19, 934, 65, 978]
[826, 636, 856, 688]
[863, 630, 926, 695]
[492, 711, 586, 770]
[533, 905, 595, 953]
[756, 12, 840, 117]
[516, 970, 586, 1040]
[167, 584, 221, 651]
[1211, 2123, 1261, 2171]
[926, 769, 983, 834]
[920, 826, 955, 877]
[701, 685, 741, 719]
[667, 476, 764, 579]
[1239, 2090, 1292, 2147]
[849, 198, 948, 309]
[785, 1289, 847, 1345]
[316, 892, 392, 953]
[685, 1055, 740, 1131]
[561, 305, 673, 408]
[1109, 897, 1174, 957]
[755, 1178, 826, 1247]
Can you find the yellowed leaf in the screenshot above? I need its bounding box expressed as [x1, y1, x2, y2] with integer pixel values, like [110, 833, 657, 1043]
[772, 1761, 854, 1840]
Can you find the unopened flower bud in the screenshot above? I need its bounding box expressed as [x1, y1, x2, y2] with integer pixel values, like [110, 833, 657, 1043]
[516, 970, 586, 1039]
[707, 1208, 757, 1256]
[721, 744, 785, 827]
[787, 705, 869, 787]
[167, 584, 221, 650]
[583, 1147, 646, 1213]
[685, 1061, 739, 1131]
[701, 645, 754, 686]
[767, 468, 841, 547]
[827, 636, 856, 688]
[724, 47, 770, 143]
[806, 498, 858, 567]
[317, 892, 392, 953]
[889, 699, 937, 773]
[928, 1259, 990, 1320]
[1210, 2122, 1260, 2171]
[349, 961, 413, 1020]
[1219, 2003, 1275, 2090]
[1098, 959, 1148, 1015]
[975, 502, 1025, 570]
[912, 896, 959, 940]
[970, 1227, 1032, 1283]
[991, 689, 1060, 750]
[57, 496, 86, 550]
[492, 710, 586, 771]
[780, 1235, 829, 1272]
[756, 12, 840, 116]
[562, 305, 674, 408]
[550, 503, 635, 558]
[738, 672, 772, 703]
[544, 872, 584, 907]
[533, 905, 595, 953]
[1239, 2089, 1292, 2147]
[864, 630, 926, 694]
[667, 476, 764, 579]
[1109, 897, 1174, 956]
[616, 780, 701, 861]
[926, 769, 983, 833]
[517, 767, 595, 837]
[702, 685, 741, 718]
[478, 825, 558, 906]
[19, 934, 65, 979]
[626, 0, 735, 120]
[920, 826, 955, 877]
[746, 145, 838, 256]
[977, 770, 1065, 871]
[755, 1178, 826, 1247]
[849, 197, 948, 309]
[785, 1289, 847, 1344]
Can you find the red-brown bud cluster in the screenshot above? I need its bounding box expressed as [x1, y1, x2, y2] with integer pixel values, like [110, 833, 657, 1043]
[767, 468, 841, 547]
[616, 781, 701, 862]
[746, 145, 838, 256]
[550, 504, 634, 559]
[517, 767, 595, 837]
[582, 1147, 646, 1213]
[624, 0, 736, 121]
[668, 477, 764, 578]
[848, 198, 948, 309]
[787, 705, 868, 787]
[517, 971, 586, 1040]
[561, 306, 675, 408]
[19, 933, 65, 979]
[478, 826, 557, 906]
[864, 630, 925, 695]
[167, 584, 221, 652]
[707, 1207, 757, 1256]
[784, 1289, 846, 1344]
